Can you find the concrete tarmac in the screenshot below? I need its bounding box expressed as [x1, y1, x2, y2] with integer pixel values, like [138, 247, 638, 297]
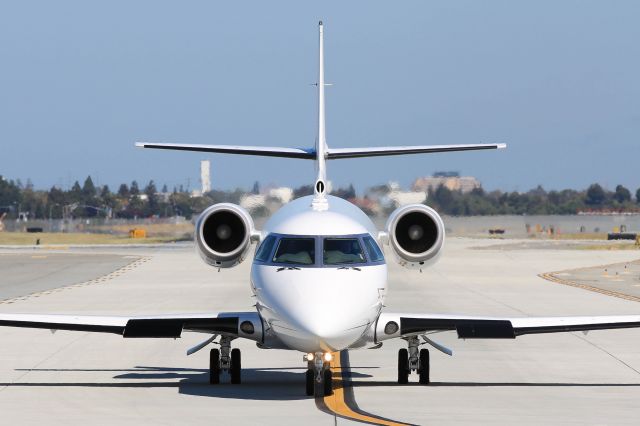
[0, 240, 640, 425]
[0, 252, 135, 300]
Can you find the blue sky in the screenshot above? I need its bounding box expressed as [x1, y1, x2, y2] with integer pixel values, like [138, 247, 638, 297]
[1, 1, 638, 194]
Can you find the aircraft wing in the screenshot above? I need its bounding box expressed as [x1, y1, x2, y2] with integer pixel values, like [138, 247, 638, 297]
[0, 312, 256, 338]
[326, 143, 506, 159]
[376, 312, 640, 341]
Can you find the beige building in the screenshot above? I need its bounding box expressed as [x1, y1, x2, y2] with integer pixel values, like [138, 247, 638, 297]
[413, 173, 481, 194]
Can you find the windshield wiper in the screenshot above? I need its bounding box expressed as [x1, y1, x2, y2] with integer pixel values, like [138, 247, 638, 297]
[276, 266, 302, 272]
[337, 266, 361, 271]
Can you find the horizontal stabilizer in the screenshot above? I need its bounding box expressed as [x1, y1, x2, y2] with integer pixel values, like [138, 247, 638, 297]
[136, 142, 315, 159]
[326, 143, 506, 159]
[136, 142, 506, 161]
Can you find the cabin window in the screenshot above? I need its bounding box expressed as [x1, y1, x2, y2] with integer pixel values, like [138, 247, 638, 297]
[363, 235, 384, 262]
[255, 235, 277, 262]
[323, 238, 366, 265]
[272, 238, 316, 265]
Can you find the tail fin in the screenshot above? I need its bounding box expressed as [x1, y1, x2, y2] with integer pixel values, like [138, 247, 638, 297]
[315, 21, 327, 197]
[136, 22, 506, 192]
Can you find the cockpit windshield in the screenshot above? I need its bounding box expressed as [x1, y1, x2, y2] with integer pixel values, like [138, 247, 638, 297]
[254, 233, 384, 267]
[272, 238, 315, 265]
[323, 238, 365, 265]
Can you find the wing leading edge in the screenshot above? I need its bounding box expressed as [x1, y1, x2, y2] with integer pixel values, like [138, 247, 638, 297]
[376, 313, 640, 341]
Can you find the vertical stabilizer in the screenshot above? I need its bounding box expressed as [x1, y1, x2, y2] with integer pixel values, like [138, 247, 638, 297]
[312, 21, 328, 208]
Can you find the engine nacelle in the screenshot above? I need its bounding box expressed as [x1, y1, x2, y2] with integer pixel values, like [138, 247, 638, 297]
[195, 203, 256, 268]
[384, 204, 445, 269]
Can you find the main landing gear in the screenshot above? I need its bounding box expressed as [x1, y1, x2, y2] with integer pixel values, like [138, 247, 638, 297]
[398, 336, 430, 385]
[209, 336, 242, 384]
[304, 352, 333, 396]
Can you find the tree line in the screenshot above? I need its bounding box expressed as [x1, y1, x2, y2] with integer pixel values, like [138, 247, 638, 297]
[427, 183, 640, 216]
[1, 174, 639, 219]
[0, 176, 238, 220]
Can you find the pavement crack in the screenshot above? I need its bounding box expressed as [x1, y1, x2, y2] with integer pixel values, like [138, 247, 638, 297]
[573, 333, 640, 377]
[0, 333, 88, 394]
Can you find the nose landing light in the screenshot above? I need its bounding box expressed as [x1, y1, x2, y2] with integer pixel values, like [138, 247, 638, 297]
[304, 352, 333, 363]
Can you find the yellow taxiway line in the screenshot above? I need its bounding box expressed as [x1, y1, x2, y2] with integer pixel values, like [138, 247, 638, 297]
[321, 351, 413, 426]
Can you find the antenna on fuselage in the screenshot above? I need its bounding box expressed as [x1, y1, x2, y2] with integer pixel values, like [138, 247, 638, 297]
[312, 20, 329, 211]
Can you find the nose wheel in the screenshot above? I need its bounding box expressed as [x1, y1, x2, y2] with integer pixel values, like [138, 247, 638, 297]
[304, 353, 333, 396]
[323, 367, 333, 395]
[305, 369, 315, 396]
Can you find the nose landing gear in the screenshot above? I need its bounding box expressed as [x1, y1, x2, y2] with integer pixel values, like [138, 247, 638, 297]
[209, 336, 242, 384]
[304, 352, 333, 396]
[398, 336, 430, 384]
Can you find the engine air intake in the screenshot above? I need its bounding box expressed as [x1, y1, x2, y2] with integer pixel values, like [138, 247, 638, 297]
[394, 211, 439, 254]
[203, 211, 247, 254]
[196, 203, 255, 268]
[385, 204, 445, 268]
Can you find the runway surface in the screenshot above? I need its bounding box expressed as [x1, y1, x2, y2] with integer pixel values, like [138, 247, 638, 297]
[1, 239, 640, 425]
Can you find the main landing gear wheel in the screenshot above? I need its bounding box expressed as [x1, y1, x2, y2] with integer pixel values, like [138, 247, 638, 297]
[230, 348, 241, 384]
[305, 369, 314, 396]
[397, 348, 409, 384]
[209, 348, 220, 384]
[418, 348, 430, 385]
[323, 368, 333, 396]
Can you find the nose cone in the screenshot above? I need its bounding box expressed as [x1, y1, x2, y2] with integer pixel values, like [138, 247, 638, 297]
[285, 292, 361, 350]
[252, 265, 386, 352]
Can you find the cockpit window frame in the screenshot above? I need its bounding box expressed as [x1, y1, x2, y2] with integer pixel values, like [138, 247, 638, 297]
[252, 233, 385, 268]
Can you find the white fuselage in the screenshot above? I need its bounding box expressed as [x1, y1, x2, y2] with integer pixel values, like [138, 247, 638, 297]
[250, 195, 387, 353]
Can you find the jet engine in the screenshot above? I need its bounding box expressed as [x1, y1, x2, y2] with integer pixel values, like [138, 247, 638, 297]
[195, 203, 256, 268]
[384, 204, 445, 269]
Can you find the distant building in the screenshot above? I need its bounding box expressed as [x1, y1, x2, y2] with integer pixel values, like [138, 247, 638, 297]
[365, 182, 425, 211]
[349, 197, 379, 215]
[201, 160, 211, 194]
[268, 187, 293, 204]
[413, 172, 481, 194]
[240, 194, 266, 210]
[387, 190, 426, 206]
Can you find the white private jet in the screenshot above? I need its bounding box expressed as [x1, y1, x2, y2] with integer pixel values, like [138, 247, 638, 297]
[2, 22, 640, 397]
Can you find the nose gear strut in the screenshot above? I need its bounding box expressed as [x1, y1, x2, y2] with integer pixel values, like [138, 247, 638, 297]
[304, 352, 333, 396]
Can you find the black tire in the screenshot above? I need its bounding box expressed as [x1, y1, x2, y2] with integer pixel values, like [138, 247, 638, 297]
[419, 348, 430, 385]
[209, 348, 220, 384]
[305, 369, 314, 396]
[230, 348, 241, 384]
[398, 348, 409, 384]
[323, 368, 333, 396]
